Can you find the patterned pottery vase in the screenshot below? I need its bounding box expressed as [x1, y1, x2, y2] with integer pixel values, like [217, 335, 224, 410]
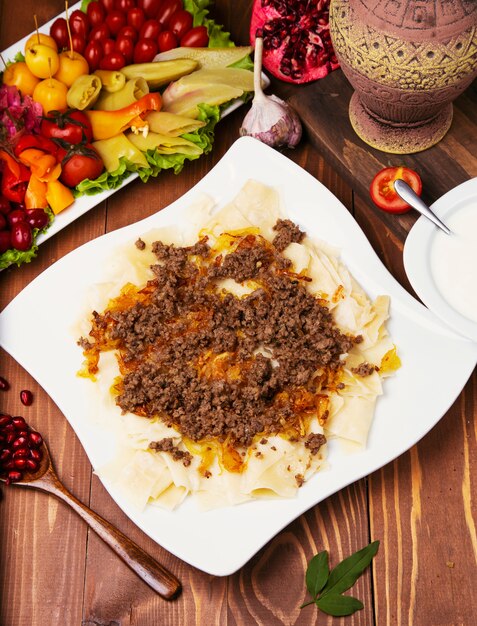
[329, 0, 477, 154]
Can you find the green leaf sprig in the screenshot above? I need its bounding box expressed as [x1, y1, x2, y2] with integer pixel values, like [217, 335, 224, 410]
[301, 540, 379, 617]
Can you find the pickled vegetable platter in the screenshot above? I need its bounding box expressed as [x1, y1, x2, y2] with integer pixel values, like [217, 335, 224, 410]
[0, 0, 255, 270]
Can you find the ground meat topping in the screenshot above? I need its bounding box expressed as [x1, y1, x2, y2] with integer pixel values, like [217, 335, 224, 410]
[295, 474, 305, 487]
[351, 362, 377, 377]
[80, 222, 356, 454]
[272, 218, 305, 252]
[149, 438, 192, 467]
[304, 433, 327, 455]
[135, 238, 146, 250]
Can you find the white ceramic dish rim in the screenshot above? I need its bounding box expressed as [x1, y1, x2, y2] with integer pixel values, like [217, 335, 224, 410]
[1, 137, 476, 576]
[403, 177, 477, 343]
[0, 1, 258, 252]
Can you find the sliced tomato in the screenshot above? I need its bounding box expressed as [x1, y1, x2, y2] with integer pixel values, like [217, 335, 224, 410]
[370, 166, 422, 214]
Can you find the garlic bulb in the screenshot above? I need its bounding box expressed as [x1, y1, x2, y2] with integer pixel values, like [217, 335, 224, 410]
[240, 37, 302, 149]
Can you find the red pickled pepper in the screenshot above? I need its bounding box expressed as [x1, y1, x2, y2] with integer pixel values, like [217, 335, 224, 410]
[0, 150, 31, 204]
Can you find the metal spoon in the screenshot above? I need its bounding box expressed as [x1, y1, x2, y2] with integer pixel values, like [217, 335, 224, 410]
[393, 179, 452, 235]
[1, 439, 181, 600]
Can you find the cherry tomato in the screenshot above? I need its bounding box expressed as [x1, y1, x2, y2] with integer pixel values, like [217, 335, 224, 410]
[157, 0, 183, 26]
[133, 38, 158, 63]
[87, 1, 106, 27]
[84, 40, 103, 72]
[71, 34, 86, 55]
[180, 25, 209, 47]
[106, 10, 127, 36]
[140, 19, 161, 40]
[100, 0, 115, 11]
[99, 51, 126, 70]
[169, 10, 192, 40]
[10, 222, 32, 251]
[69, 10, 90, 39]
[59, 145, 104, 188]
[0, 213, 6, 230]
[40, 110, 93, 145]
[127, 7, 145, 30]
[369, 166, 422, 214]
[90, 24, 111, 42]
[102, 38, 116, 56]
[118, 25, 138, 43]
[115, 36, 135, 64]
[138, 0, 163, 18]
[157, 30, 177, 52]
[50, 17, 69, 50]
[116, 0, 135, 11]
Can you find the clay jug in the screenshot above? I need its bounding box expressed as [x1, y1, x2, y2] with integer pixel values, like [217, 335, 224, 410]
[329, 0, 477, 153]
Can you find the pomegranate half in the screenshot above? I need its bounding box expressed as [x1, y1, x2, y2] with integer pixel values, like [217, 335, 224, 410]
[250, 0, 339, 84]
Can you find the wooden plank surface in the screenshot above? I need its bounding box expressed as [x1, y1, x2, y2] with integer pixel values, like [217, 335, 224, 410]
[1, 1, 476, 625]
[290, 71, 477, 242]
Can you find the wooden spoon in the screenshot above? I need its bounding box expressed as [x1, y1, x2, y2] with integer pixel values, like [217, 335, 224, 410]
[1, 440, 181, 600]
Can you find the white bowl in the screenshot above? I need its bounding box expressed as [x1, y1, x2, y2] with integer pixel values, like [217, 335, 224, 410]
[404, 177, 477, 343]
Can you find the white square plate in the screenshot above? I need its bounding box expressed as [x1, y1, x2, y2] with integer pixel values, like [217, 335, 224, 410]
[1, 137, 476, 575]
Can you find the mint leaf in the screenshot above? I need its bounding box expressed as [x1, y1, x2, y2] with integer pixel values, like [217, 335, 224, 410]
[301, 541, 379, 616]
[305, 551, 329, 597]
[321, 540, 380, 597]
[316, 594, 364, 617]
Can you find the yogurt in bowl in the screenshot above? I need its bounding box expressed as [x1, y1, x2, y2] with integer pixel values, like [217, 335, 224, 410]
[404, 177, 477, 343]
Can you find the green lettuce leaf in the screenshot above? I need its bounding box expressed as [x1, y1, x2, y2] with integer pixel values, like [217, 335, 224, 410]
[0, 242, 39, 270]
[229, 55, 254, 71]
[13, 51, 25, 63]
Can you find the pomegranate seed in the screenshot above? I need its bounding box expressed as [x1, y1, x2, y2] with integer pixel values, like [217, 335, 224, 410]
[13, 458, 27, 470]
[4, 423, 14, 432]
[0, 415, 12, 427]
[0, 376, 9, 391]
[6, 470, 22, 484]
[12, 416, 26, 429]
[28, 432, 43, 448]
[6, 433, 15, 445]
[13, 448, 29, 458]
[26, 458, 38, 471]
[12, 436, 27, 449]
[16, 430, 28, 438]
[0, 449, 12, 462]
[20, 390, 33, 406]
[3, 459, 15, 469]
[30, 448, 42, 462]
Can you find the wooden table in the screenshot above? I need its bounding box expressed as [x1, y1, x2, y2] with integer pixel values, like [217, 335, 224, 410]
[1, 2, 476, 624]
